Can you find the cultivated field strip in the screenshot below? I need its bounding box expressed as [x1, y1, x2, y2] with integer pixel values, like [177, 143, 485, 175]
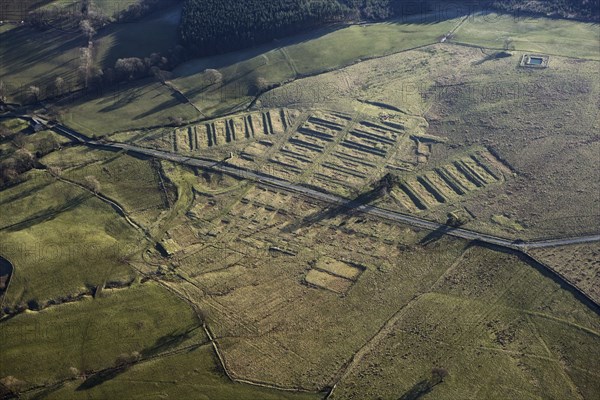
[265, 111, 419, 193]
[173, 108, 293, 151]
[392, 150, 508, 212]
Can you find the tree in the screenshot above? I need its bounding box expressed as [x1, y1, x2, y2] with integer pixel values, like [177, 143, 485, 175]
[115, 57, 147, 81]
[115, 351, 141, 368]
[150, 67, 171, 83]
[79, 46, 94, 87]
[430, 367, 449, 385]
[0, 80, 6, 102]
[251, 76, 269, 95]
[204, 68, 223, 85]
[47, 166, 63, 177]
[84, 175, 101, 194]
[14, 149, 34, 169]
[28, 85, 40, 102]
[80, 19, 96, 39]
[168, 116, 184, 126]
[0, 126, 10, 140]
[53, 77, 66, 97]
[12, 133, 26, 149]
[0, 376, 26, 396]
[37, 136, 59, 156]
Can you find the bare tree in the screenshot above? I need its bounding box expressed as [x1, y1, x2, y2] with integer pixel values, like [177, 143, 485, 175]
[251, 76, 269, 95]
[53, 77, 66, 97]
[12, 133, 26, 149]
[28, 86, 40, 102]
[0, 80, 6, 102]
[204, 68, 223, 85]
[150, 66, 171, 83]
[80, 19, 96, 40]
[115, 57, 147, 80]
[79, 46, 93, 87]
[84, 175, 101, 194]
[431, 367, 449, 385]
[168, 116, 184, 126]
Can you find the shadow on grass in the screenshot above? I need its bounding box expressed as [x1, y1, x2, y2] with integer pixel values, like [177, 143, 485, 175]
[76, 326, 201, 391]
[75, 365, 128, 391]
[419, 224, 457, 246]
[133, 93, 186, 121]
[2, 193, 90, 232]
[283, 185, 384, 233]
[140, 326, 199, 358]
[476, 241, 600, 316]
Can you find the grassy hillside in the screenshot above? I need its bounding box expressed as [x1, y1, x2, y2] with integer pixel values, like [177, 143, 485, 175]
[0, 282, 202, 387]
[0, 171, 141, 309]
[330, 245, 600, 399]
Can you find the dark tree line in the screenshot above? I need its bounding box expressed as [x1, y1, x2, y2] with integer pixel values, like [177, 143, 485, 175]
[490, 0, 599, 21]
[179, 0, 431, 56]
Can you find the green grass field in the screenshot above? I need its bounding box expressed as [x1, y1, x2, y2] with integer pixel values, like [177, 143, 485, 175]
[0, 3, 181, 104]
[0, 171, 141, 307]
[171, 14, 460, 118]
[452, 12, 600, 60]
[59, 79, 201, 136]
[0, 281, 202, 388]
[45, 149, 168, 227]
[94, 5, 181, 66]
[38, 0, 139, 18]
[37, 343, 322, 400]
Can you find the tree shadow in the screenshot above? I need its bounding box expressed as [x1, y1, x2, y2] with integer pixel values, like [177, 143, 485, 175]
[76, 365, 128, 391]
[141, 326, 200, 358]
[419, 224, 456, 246]
[472, 50, 513, 66]
[3, 193, 89, 232]
[399, 368, 447, 400]
[283, 185, 384, 233]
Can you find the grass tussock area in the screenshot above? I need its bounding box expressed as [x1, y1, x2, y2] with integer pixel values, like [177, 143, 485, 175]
[330, 245, 600, 399]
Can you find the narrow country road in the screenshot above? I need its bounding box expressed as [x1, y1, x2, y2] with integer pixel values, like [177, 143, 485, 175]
[46, 120, 600, 251]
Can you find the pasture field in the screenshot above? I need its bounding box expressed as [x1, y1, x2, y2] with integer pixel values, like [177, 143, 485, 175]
[529, 243, 600, 304]
[258, 43, 599, 239]
[41, 0, 140, 17]
[59, 79, 201, 136]
[94, 5, 181, 65]
[1, 4, 599, 399]
[0, 170, 141, 308]
[0, 282, 202, 389]
[330, 245, 600, 399]
[129, 173, 600, 396]
[44, 148, 170, 228]
[452, 12, 600, 60]
[0, 27, 85, 102]
[38, 344, 322, 400]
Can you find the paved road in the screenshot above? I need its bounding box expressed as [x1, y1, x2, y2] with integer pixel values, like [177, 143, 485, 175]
[45, 121, 600, 250]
